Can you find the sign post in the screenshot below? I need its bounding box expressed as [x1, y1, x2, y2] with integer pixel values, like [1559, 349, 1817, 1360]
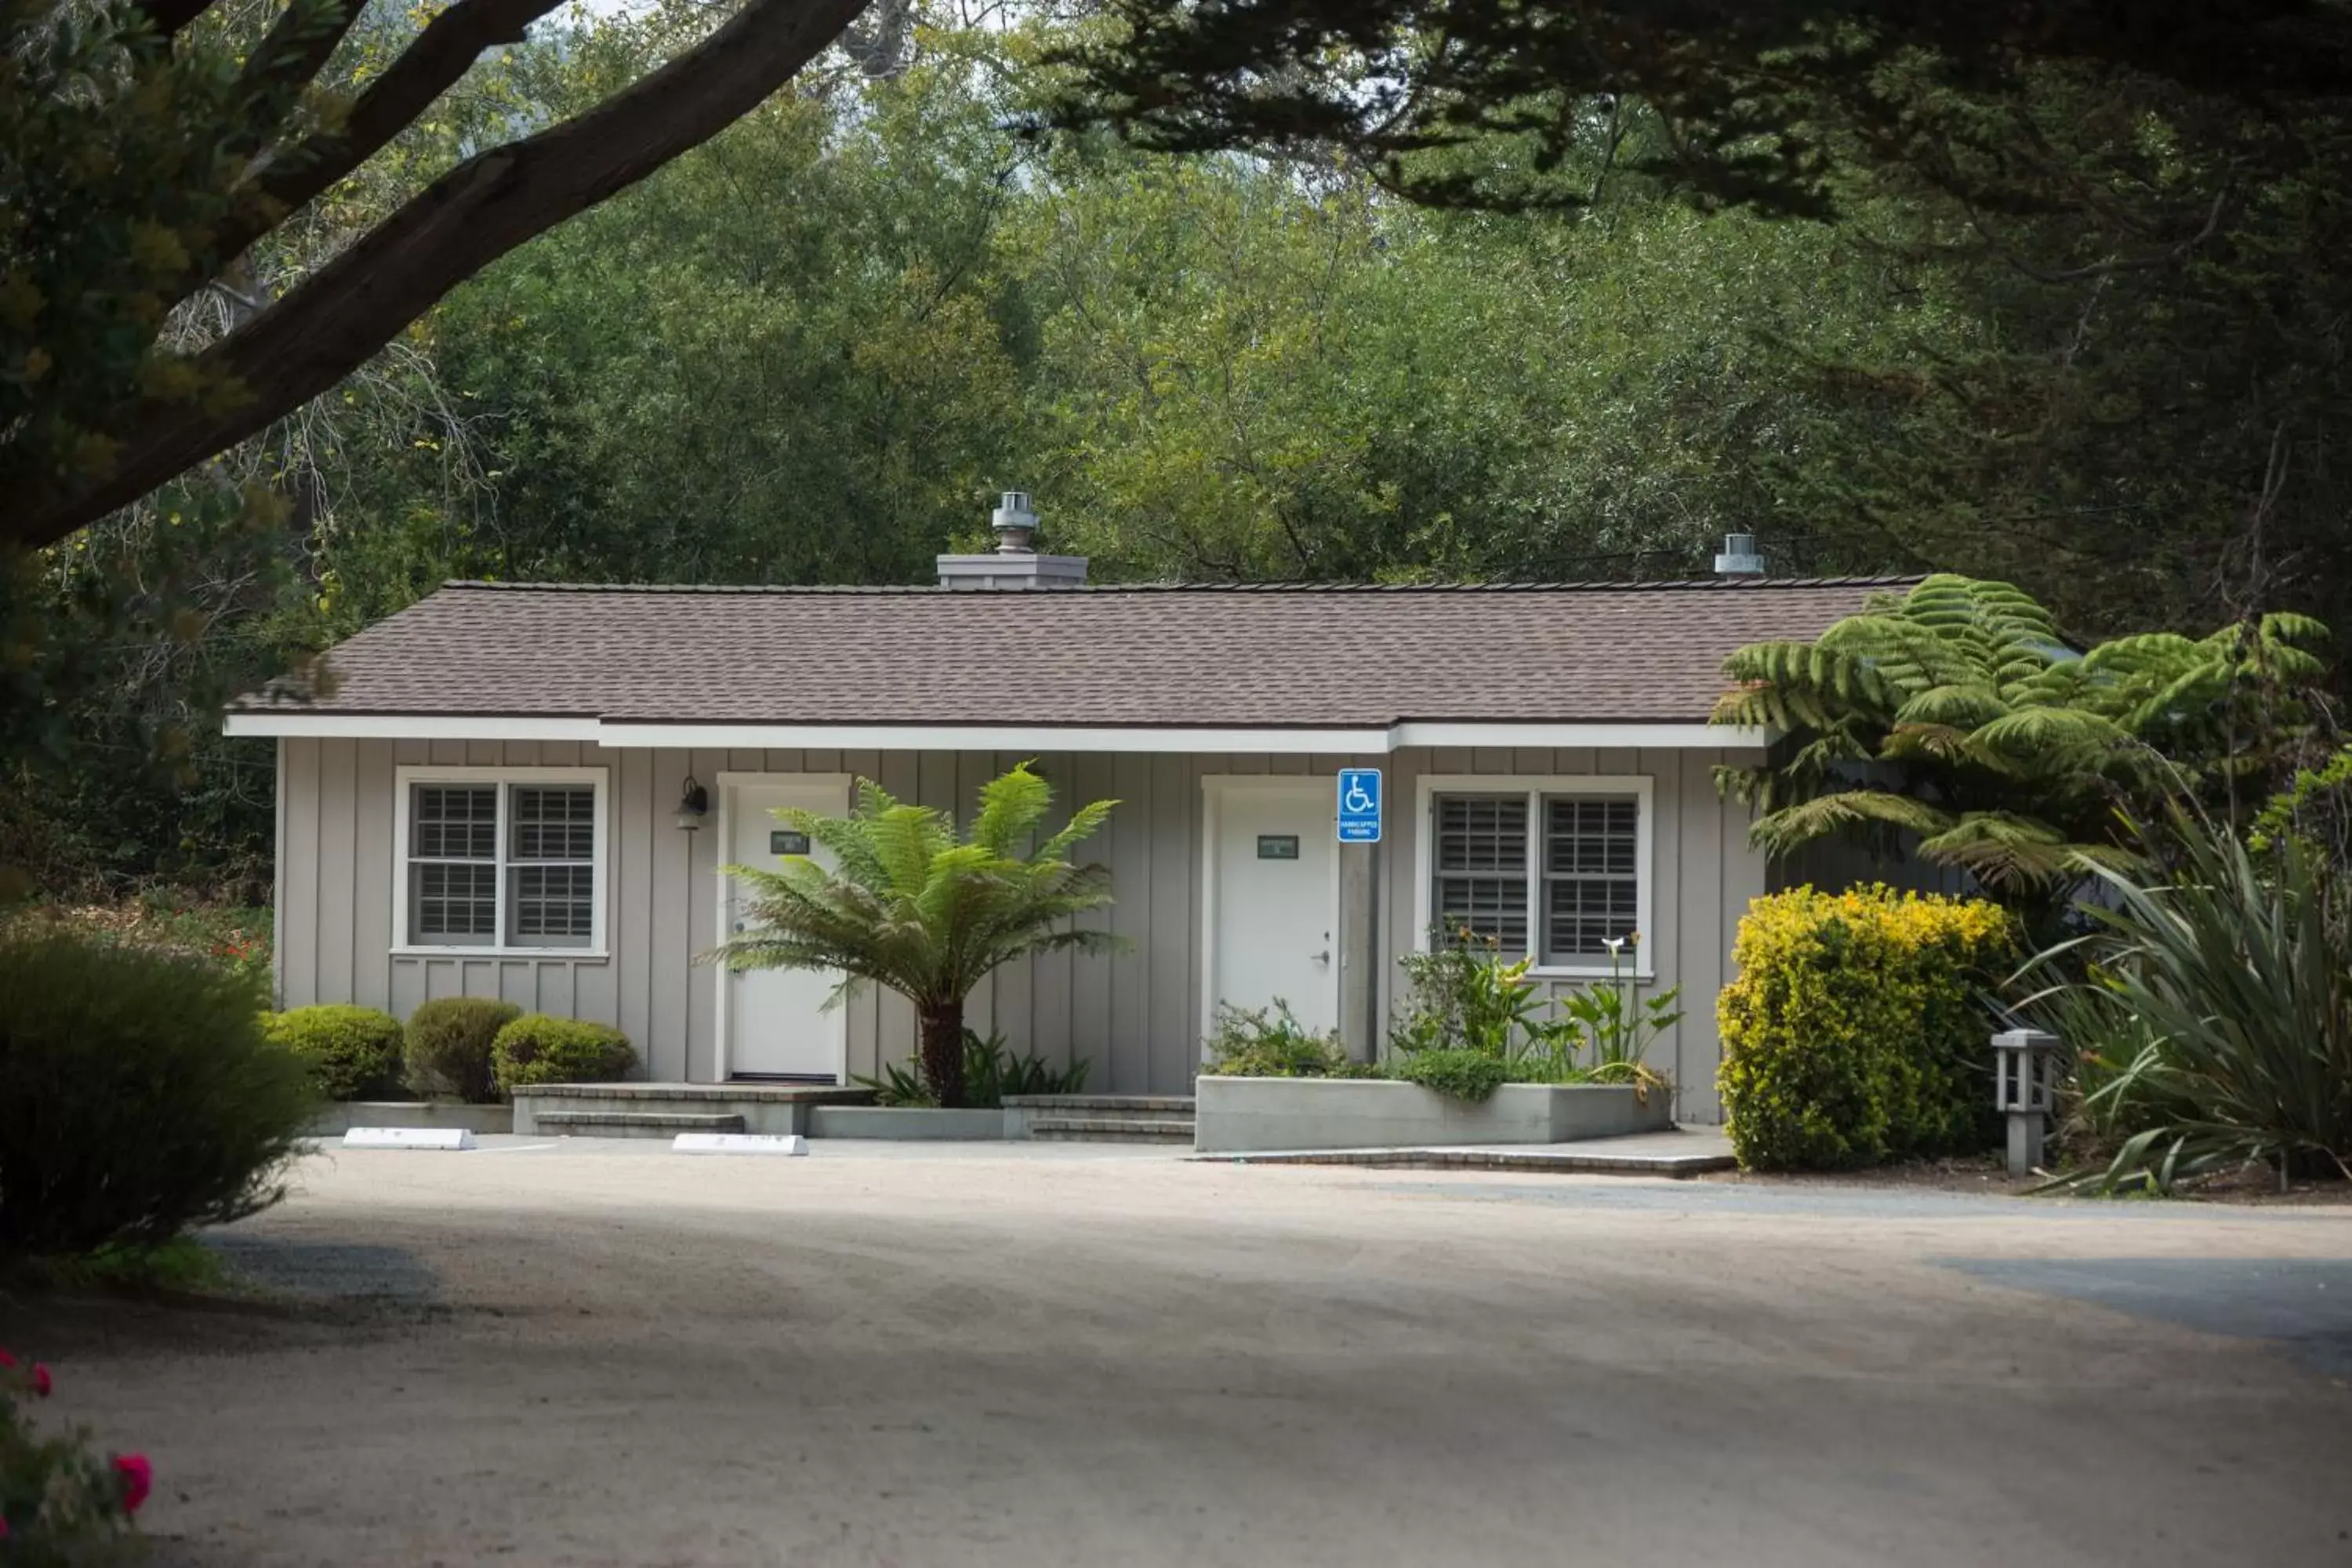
[1336, 768, 1381, 843]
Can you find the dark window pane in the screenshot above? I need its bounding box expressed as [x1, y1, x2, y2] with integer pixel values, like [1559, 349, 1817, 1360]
[412, 861, 496, 943]
[511, 786, 595, 861]
[1435, 874, 1529, 953]
[511, 863, 593, 945]
[412, 785, 496, 859]
[1541, 795, 1640, 961]
[1435, 795, 1527, 873]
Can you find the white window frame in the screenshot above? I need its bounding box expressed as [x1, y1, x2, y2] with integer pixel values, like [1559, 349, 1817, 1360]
[391, 764, 610, 959]
[1412, 774, 1655, 980]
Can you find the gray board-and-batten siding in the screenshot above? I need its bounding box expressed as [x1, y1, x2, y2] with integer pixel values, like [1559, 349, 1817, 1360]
[272, 735, 1770, 1118]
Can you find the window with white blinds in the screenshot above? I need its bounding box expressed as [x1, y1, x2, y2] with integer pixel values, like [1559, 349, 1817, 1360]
[1432, 795, 1530, 953]
[400, 771, 605, 952]
[1541, 796, 1640, 959]
[1426, 779, 1650, 970]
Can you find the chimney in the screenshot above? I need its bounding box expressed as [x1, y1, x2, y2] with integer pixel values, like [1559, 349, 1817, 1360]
[1713, 531, 1766, 578]
[937, 492, 1088, 590]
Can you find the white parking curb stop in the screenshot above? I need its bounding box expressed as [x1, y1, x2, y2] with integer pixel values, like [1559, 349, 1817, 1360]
[343, 1127, 477, 1150]
[672, 1133, 808, 1156]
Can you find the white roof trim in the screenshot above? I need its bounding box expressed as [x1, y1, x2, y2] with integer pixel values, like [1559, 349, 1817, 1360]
[1388, 721, 1756, 750]
[593, 722, 1399, 754]
[223, 713, 1774, 752]
[220, 712, 598, 741]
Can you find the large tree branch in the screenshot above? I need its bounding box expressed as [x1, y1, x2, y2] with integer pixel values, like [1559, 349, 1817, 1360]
[254, 0, 567, 217]
[172, 0, 569, 306]
[16, 0, 869, 548]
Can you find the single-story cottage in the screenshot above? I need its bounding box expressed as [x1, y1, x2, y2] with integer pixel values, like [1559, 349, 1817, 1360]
[227, 502, 1904, 1120]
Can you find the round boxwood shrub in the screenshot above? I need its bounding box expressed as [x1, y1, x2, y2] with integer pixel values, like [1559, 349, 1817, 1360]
[1716, 886, 2017, 1171]
[403, 997, 522, 1104]
[491, 1014, 637, 1095]
[0, 932, 314, 1254]
[264, 1004, 405, 1101]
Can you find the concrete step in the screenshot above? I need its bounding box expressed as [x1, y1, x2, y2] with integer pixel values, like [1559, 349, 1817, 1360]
[1028, 1116, 1196, 1144]
[536, 1110, 747, 1140]
[1003, 1094, 1196, 1120]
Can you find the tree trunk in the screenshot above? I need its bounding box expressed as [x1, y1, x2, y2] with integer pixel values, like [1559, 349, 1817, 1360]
[918, 997, 967, 1109]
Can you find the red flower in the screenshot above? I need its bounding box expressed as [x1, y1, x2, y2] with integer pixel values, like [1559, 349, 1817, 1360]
[0, 1348, 14, 1370]
[30, 1363, 49, 1398]
[113, 1454, 154, 1515]
[0, 1515, 9, 1538]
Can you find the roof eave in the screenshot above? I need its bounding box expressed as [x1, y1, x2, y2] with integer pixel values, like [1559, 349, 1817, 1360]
[221, 712, 1777, 753]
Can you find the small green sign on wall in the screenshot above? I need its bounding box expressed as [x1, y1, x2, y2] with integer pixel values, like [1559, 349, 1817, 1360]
[1257, 834, 1301, 861]
[771, 829, 811, 857]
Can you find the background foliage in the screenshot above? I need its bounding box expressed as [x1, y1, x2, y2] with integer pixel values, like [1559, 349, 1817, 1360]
[9, 2, 2350, 904]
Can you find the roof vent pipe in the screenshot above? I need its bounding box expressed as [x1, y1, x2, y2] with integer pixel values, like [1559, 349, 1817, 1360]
[1714, 531, 1766, 577]
[992, 491, 1039, 555]
[937, 492, 1088, 590]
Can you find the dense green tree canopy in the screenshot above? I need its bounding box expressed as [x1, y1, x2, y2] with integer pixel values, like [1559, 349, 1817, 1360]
[7, 2, 2349, 902]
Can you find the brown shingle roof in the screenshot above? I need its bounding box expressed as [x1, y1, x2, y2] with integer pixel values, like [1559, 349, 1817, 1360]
[234, 578, 1909, 728]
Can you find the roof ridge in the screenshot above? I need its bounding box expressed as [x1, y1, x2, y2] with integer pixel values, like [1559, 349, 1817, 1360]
[438, 575, 1922, 596]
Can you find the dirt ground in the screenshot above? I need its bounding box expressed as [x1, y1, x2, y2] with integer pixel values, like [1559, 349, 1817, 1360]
[9, 1138, 2352, 1567]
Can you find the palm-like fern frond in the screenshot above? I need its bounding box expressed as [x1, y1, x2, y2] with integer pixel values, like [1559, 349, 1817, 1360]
[704, 763, 1123, 1106]
[1709, 573, 2333, 906]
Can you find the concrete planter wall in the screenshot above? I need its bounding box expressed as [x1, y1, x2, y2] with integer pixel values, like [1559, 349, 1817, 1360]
[305, 1102, 513, 1137]
[807, 1105, 1005, 1141]
[1194, 1076, 1672, 1155]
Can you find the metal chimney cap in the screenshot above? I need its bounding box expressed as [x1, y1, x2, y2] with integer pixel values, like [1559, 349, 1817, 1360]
[991, 491, 1039, 555]
[1714, 531, 1766, 577]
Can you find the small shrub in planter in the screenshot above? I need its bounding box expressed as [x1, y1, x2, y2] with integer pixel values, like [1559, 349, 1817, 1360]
[491, 1014, 637, 1095]
[264, 1004, 406, 1101]
[1206, 1002, 1357, 1077]
[1, 1348, 152, 1552]
[1390, 1047, 1511, 1104]
[1717, 886, 2016, 1171]
[0, 932, 313, 1254]
[403, 997, 522, 1104]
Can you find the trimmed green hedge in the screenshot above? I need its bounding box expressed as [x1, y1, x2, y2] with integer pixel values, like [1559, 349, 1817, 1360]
[403, 997, 521, 1104]
[265, 1004, 405, 1101]
[491, 1014, 637, 1096]
[1717, 886, 2017, 1171]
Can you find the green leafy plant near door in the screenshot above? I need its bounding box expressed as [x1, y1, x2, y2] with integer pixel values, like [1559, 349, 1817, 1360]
[1204, 931, 1679, 1103]
[710, 764, 1122, 1109]
[1388, 927, 1680, 1096]
[855, 1029, 1091, 1109]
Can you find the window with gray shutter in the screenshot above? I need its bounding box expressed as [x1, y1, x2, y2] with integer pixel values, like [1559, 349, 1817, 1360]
[1432, 795, 1529, 953]
[410, 786, 498, 944]
[1541, 796, 1639, 960]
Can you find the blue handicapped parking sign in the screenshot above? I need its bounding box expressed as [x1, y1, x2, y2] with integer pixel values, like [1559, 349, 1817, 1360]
[1336, 768, 1382, 843]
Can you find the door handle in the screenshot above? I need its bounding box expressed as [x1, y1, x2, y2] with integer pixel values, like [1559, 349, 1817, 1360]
[1310, 949, 1330, 965]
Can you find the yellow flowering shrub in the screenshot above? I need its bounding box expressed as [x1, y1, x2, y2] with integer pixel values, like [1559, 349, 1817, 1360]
[1717, 886, 2017, 1171]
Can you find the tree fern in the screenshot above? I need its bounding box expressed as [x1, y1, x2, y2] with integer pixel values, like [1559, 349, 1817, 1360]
[706, 763, 1123, 1108]
[1711, 575, 2333, 912]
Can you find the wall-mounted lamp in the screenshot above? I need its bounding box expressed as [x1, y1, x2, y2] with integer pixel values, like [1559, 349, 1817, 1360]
[674, 775, 710, 833]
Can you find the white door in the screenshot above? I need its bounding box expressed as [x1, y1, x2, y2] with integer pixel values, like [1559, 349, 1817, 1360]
[1207, 779, 1340, 1037]
[720, 779, 850, 1081]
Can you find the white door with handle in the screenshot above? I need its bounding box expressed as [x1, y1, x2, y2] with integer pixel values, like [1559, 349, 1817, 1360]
[720, 778, 851, 1080]
[1206, 777, 1341, 1038]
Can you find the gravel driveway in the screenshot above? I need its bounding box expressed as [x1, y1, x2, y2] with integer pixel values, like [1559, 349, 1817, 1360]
[11, 1138, 2352, 1567]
